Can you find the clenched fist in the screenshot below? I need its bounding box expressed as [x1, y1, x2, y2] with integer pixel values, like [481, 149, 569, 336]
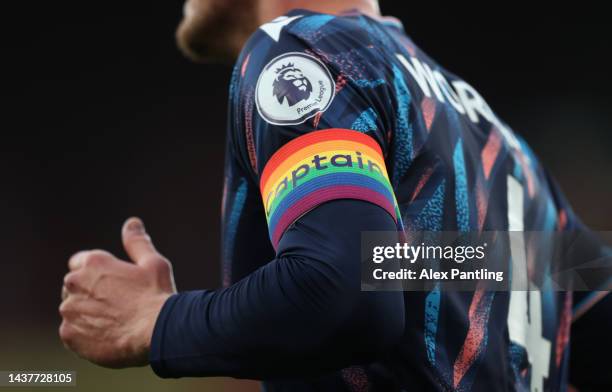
[59, 217, 177, 368]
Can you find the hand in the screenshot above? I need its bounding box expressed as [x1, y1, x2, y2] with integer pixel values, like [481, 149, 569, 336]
[59, 217, 177, 368]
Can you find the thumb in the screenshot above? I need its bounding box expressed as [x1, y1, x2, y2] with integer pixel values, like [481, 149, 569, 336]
[122, 217, 161, 267]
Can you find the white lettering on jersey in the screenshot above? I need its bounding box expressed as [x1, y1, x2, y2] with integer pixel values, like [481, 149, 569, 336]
[506, 175, 551, 392]
[396, 54, 521, 150]
[433, 70, 465, 114]
[396, 54, 444, 101]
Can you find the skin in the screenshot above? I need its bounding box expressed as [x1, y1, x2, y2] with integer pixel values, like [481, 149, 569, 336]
[60, 0, 380, 369]
[176, 0, 380, 63]
[59, 218, 176, 368]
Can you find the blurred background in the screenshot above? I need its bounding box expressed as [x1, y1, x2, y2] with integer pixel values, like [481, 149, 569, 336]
[2, 2, 611, 391]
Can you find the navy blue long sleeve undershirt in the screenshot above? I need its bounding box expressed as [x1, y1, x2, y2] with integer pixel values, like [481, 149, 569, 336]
[149, 199, 405, 379]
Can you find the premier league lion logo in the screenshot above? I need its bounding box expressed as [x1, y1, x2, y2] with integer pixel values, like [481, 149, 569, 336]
[272, 63, 313, 106]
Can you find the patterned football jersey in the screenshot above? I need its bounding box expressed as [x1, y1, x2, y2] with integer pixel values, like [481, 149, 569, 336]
[221, 8, 607, 391]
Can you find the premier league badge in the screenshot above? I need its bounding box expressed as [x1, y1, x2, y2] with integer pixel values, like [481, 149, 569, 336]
[256, 52, 335, 125]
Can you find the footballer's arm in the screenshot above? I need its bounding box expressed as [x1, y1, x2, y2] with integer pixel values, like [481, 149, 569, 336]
[59, 200, 404, 377]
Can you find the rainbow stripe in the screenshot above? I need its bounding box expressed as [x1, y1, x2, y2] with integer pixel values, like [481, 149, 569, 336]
[260, 128, 402, 248]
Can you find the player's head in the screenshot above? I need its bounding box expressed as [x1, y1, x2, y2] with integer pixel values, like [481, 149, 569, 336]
[176, 0, 259, 63]
[176, 0, 381, 63]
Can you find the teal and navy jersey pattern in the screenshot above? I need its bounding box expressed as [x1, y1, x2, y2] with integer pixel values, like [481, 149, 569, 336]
[150, 9, 610, 391]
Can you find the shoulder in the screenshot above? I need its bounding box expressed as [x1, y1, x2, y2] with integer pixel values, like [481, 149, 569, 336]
[234, 11, 396, 124]
[234, 11, 344, 127]
[228, 11, 398, 173]
[237, 10, 389, 85]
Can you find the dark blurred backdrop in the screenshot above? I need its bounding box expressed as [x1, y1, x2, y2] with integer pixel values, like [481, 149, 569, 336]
[2, 2, 611, 391]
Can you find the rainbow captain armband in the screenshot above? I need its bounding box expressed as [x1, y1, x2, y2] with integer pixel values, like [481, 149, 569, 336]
[259, 128, 403, 249]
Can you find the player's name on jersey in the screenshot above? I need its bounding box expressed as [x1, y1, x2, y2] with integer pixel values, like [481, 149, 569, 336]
[396, 53, 520, 150]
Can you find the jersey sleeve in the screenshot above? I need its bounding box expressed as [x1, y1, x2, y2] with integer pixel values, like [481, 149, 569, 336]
[148, 16, 406, 380]
[220, 135, 276, 286]
[231, 18, 403, 250]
